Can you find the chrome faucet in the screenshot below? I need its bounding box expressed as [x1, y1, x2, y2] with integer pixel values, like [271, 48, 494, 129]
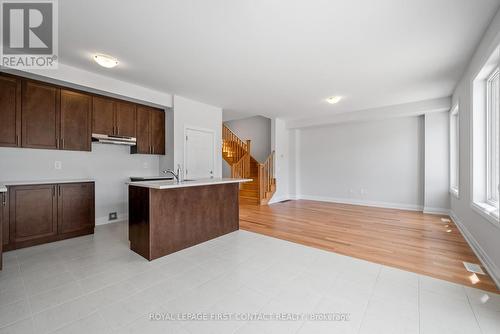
[162, 164, 182, 183]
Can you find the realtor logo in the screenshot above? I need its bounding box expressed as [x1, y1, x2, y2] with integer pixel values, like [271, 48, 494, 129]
[1, 0, 58, 68]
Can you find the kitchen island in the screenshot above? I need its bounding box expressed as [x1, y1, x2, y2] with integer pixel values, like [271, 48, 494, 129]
[128, 178, 251, 261]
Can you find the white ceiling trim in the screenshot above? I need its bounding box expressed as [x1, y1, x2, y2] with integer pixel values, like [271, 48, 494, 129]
[287, 97, 451, 129]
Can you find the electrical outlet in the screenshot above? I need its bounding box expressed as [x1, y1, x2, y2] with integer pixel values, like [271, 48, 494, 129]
[54, 161, 62, 170]
[360, 188, 367, 195]
[109, 212, 118, 221]
[143, 162, 149, 169]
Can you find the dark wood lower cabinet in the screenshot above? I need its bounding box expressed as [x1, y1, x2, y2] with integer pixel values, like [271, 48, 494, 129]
[129, 183, 239, 261]
[58, 183, 95, 234]
[2, 182, 95, 252]
[9, 185, 58, 247]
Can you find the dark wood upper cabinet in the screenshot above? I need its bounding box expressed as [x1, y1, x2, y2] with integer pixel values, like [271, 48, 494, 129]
[9, 184, 58, 245]
[151, 109, 165, 155]
[132, 106, 165, 155]
[58, 183, 95, 235]
[0, 76, 21, 147]
[116, 101, 136, 137]
[92, 97, 115, 135]
[60, 90, 92, 151]
[0, 74, 165, 155]
[22, 80, 60, 149]
[92, 97, 138, 138]
[134, 106, 151, 154]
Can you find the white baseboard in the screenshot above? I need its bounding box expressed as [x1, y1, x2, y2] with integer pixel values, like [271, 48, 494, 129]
[298, 195, 424, 211]
[423, 207, 451, 215]
[95, 213, 128, 226]
[268, 195, 291, 204]
[450, 211, 500, 290]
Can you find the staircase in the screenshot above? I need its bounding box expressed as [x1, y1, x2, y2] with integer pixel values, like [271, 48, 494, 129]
[222, 125, 276, 205]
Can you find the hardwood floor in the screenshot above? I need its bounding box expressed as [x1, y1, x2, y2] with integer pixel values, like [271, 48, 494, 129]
[240, 200, 499, 293]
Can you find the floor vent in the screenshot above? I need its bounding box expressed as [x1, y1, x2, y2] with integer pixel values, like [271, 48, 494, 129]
[463, 262, 485, 275]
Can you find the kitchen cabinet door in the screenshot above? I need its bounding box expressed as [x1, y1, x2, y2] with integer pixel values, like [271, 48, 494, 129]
[58, 183, 95, 235]
[151, 109, 165, 155]
[134, 106, 152, 154]
[92, 96, 115, 135]
[9, 185, 58, 246]
[0, 76, 21, 147]
[1, 192, 9, 250]
[116, 101, 136, 137]
[22, 80, 60, 149]
[60, 90, 92, 151]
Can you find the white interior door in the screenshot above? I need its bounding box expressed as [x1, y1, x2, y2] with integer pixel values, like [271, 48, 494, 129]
[185, 128, 215, 180]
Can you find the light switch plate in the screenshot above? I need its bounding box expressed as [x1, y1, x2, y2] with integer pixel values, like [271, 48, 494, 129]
[54, 161, 62, 170]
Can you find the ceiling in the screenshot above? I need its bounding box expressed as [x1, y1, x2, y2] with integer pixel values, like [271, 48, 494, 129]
[58, 0, 500, 121]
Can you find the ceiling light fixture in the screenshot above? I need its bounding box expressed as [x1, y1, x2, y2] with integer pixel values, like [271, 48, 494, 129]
[93, 54, 119, 68]
[326, 96, 342, 104]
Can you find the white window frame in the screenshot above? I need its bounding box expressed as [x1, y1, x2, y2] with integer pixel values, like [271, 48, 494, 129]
[486, 67, 499, 207]
[449, 104, 460, 198]
[471, 48, 500, 227]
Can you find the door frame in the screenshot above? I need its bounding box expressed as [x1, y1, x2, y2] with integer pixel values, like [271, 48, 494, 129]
[183, 125, 216, 179]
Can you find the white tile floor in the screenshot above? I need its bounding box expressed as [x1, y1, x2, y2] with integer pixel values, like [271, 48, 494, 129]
[0, 221, 499, 334]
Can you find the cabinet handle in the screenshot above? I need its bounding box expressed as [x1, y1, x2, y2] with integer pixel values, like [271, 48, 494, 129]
[2, 193, 5, 206]
[116, 126, 119, 134]
[16, 134, 19, 146]
[58, 186, 61, 197]
[52, 187, 55, 197]
[61, 138, 64, 149]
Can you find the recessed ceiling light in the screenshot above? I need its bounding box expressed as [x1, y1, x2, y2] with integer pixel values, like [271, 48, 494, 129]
[326, 96, 342, 104]
[93, 54, 119, 68]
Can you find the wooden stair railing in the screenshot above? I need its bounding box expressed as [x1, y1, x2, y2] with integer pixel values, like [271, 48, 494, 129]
[223, 124, 251, 177]
[223, 125, 249, 163]
[258, 151, 275, 203]
[222, 124, 276, 205]
[231, 153, 250, 178]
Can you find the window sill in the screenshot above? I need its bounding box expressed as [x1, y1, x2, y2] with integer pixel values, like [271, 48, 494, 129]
[471, 201, 500, 228]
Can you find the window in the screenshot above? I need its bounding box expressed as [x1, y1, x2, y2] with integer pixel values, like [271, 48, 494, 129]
[450, 104, 459, 197]
[486, 68, 499, 206]
[472, 49, 499, 226]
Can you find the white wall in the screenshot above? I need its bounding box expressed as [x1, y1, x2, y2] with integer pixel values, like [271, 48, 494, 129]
[450, 9, 500, 286]
[288, 129, 301, 199]
[160, 96, 223, 178]
[424, 112, 450, 213]
[269, 118, 289, 203]
[224, 116, 271, 163]
[297, 116, 425, 210]
[0, 144, 159, 224]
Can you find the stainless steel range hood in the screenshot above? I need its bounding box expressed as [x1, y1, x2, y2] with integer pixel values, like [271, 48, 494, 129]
[92, 134, 137, 146]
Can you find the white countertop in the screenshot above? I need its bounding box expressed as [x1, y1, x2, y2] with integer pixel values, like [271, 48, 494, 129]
[0, 179, 95, 187]
[128, 178, 252, 189]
